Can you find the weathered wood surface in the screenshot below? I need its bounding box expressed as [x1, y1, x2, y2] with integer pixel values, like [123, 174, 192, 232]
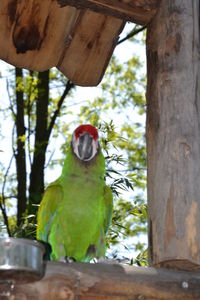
[0, 0, 160, 86]
[5, 262, 200, 299]
[0, 0, 125, 86]
[58, 10, 124, 86]
[0, 1, 77, 71]
[146, 0, 200, 270]
[0, 0, 161, 86]
[57, 0, 161, 24]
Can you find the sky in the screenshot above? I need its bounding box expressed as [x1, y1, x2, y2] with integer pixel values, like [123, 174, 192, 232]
[0, 22, 147, 260]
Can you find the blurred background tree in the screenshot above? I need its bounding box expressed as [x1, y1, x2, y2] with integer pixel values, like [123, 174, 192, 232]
[0, 24, 147, 265]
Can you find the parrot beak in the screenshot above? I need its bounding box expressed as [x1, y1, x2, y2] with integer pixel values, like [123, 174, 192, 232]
[78, 133, 93, 161]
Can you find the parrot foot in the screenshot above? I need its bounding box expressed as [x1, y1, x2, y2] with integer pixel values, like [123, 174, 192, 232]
[65, 256, 76, 263]
[58, 256, 76, 263]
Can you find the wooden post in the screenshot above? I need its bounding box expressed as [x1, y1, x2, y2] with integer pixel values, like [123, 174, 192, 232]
[146, 0, 200, 270]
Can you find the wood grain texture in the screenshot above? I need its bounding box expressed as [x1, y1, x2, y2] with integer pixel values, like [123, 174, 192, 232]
[4, 262, 200, 299]
[0, 0, 77, 71]
[57, 0, 161, 24]
[58, 10, 125, 86]
[146, 0, 200, 270]
[0, 0, 125, 86]
[0, 0, 160, 86]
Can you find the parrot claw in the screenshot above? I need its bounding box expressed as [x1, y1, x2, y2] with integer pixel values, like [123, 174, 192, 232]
[57, 256, 76, 263]
[65, 256, 76, 263]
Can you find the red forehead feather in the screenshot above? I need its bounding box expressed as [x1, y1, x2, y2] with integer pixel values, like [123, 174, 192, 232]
[74, 124, 98, 140]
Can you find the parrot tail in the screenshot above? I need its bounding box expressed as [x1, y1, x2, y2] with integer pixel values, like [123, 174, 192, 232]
[38, 240, 52, 261]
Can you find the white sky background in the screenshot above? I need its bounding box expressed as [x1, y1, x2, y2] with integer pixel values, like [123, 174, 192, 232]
[0, 23, 147, 259]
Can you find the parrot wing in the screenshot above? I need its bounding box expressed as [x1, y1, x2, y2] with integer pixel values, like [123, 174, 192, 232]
[103, 185, 113, 234]
[85, 184, 113, 261]
[37, 184, 63, 242]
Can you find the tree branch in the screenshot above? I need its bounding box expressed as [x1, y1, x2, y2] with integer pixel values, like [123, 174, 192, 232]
[45, 148, 56, 169]
[27, 70, 34, 167]
[47, 80, 74, 140]
[117, 25, 146, 45]
[15, 67, 27, 226]
[6, 78, 16, 121]
[29, 71, 50, 211]
[1, 154, 14, 237]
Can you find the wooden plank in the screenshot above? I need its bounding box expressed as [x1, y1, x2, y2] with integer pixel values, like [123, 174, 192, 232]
[7, 262, 200, 299]
[0, 0, 157, 86]
[0, 0, 78, 71]
[57, 0, 161, 25]
[0, 1, 124, 86]
[58, 10, 125, 86]
[146, 0, 200, 270]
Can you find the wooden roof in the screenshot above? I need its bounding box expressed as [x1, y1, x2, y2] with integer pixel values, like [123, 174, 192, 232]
[0, 0, 161, 86]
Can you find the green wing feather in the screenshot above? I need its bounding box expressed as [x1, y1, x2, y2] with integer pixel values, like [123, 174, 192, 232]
[85, 184, 113, 261]
[103, 185, 113, 234]
[37, 184, 63, 242]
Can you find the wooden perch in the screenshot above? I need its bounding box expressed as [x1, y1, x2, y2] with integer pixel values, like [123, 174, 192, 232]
[57, 0, 161, 24]
[8, 262, 200, 299]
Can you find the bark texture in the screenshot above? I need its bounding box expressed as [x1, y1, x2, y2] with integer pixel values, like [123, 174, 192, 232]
[5, 262, 200, 299]
[29, 71, 49, 212]
[146, 0, 200, 270]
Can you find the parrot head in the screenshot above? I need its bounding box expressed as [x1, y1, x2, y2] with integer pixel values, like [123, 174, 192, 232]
[72, 124, 99, 161]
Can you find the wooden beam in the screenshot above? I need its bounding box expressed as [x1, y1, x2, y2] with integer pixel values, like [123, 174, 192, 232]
[57, 0, 161, 25]
[8, 262, 200, 299]
[146, 0, 200, 270]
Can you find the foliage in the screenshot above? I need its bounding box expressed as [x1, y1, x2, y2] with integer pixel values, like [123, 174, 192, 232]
[0, 25, 147, 265]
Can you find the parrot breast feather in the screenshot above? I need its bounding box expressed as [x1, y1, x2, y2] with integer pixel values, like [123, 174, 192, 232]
[37, 184, 63, 242]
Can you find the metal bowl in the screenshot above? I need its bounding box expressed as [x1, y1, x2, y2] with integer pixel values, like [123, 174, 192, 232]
[0, 238, 45, 283]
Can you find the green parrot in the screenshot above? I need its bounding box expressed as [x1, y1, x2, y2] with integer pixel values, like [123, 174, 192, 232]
[37, 124, 113, 262]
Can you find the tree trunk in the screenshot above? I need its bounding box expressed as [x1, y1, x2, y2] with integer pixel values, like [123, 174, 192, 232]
[146, 0, 200, 270]
[29, 71, 49, 214]
[15, 67, 27, 226]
